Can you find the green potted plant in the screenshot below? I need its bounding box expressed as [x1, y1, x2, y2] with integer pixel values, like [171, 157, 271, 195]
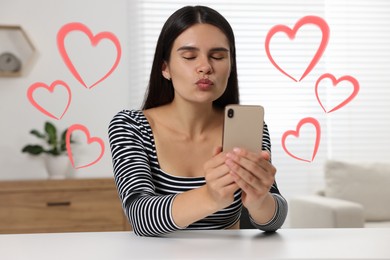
[22, 121, 75, 179]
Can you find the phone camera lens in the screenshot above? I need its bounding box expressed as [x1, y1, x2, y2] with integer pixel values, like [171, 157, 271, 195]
[227, 108, 234, 118]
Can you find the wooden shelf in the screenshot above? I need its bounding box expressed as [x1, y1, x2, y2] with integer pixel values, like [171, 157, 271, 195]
[0, 178, 132, 234]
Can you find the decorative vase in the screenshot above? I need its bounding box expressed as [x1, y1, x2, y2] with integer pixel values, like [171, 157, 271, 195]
[44, 154, 72, 179]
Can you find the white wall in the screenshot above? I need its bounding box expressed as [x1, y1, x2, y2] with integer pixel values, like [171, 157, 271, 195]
[0, 0, 132, 180]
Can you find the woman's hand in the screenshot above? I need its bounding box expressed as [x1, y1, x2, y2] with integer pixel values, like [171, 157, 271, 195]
[225, 148, 276, 215]
[171, 147, 240, 228]
[203, 146, 240, 210]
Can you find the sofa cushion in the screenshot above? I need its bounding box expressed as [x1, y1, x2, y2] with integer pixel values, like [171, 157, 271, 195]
[324, 160, 390, 221]
[364, 221, 390, 228]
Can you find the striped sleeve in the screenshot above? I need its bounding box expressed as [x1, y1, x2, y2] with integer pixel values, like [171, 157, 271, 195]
[249, 193, 288, 232]
[250, 122, 288, 232]
[108, 110, 182, 236]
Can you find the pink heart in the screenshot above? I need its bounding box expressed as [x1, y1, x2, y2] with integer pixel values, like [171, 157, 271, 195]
[265, 16, 330, 82]
[281, 117, 321, 162]
[315, 73, 360, 113]
[27, 80, 71, 120]
[66, 124, 105, 169]
[57, 22, 122, 89]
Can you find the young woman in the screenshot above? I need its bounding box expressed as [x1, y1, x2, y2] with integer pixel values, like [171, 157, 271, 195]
[108, 5, 288, 237]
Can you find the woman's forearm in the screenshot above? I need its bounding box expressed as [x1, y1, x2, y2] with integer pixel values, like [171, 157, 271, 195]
[248, 193, 288, 232]
[246, 192, 276, 224]
[171, 185, 223, 228]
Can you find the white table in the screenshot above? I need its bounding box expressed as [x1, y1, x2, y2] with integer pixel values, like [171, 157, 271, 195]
[1, 228, 389, 259]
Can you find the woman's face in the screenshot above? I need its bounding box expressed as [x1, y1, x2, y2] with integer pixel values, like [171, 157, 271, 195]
[163, 23, 231, 106]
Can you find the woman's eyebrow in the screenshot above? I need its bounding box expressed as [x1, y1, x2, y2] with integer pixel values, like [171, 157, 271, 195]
[176, 46, 229, 52]
[209, 47, 229, 53]
[177, 46, 199, 52]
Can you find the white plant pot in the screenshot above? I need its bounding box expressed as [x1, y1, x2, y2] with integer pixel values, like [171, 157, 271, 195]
[44, 154, 72, 179]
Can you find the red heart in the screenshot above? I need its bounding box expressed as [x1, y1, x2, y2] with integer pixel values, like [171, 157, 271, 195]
[315, 73, 360, 113]
[281, 117, 321, 162]
[66, 124, 105, 169]
[265, 16, 330, 82]
[57, 22, 121, 89]
[27, 80, 71, 120]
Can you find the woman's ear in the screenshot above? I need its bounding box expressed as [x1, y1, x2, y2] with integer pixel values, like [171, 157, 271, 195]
[162, 62, 171, 80]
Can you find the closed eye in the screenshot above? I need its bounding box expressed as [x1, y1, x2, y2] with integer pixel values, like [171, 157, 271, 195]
[211, 56, 225, 60]
[209, 49, 229, 60]
[183, 56, 196, 60]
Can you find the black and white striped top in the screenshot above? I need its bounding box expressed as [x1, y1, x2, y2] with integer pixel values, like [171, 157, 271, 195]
[108, 110, 288, 236]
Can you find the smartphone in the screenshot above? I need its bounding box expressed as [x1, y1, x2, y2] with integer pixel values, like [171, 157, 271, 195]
[222, 104, 264, 153]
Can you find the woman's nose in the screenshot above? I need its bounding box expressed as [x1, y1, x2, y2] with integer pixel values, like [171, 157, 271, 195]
[197, 57, 212, 75]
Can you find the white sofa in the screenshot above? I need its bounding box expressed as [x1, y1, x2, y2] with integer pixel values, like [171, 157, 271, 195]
[289, 160, 390, 228]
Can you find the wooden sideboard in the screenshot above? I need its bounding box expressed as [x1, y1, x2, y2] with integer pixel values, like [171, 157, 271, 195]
[0, 178, 131, 234]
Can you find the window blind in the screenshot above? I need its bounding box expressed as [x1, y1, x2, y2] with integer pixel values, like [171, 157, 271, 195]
[126, 0, 390, 202]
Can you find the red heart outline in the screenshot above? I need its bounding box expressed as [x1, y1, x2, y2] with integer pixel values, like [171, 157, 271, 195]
[57, 22, 122, 89]
[27, 80, 72, 120]
[281, 117, 321, 162]
[265, 16, 330, 82]
[66, 124, 105, 169]
[315, 73, 360, 113]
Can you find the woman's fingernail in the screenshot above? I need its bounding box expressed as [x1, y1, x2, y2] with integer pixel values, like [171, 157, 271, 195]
[233, 147, 241, 154]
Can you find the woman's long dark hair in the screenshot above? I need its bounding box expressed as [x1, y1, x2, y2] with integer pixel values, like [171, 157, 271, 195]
[141, 5, 239, 110]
